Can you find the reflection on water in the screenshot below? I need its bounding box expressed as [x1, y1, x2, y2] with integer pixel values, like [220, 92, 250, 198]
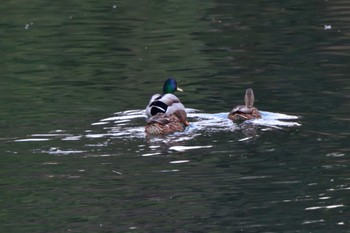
[96, 108, 300, 137]
[13, 108, 301, 155]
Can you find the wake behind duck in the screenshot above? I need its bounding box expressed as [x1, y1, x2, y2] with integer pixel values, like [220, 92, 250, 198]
[90, 107, 300, 140]
[90, 84, 300, 139]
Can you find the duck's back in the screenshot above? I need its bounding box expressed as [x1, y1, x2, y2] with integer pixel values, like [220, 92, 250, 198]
[146, 93, 185, 117]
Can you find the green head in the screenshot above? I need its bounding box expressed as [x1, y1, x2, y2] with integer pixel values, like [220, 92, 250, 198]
[162, 78, 183, 94]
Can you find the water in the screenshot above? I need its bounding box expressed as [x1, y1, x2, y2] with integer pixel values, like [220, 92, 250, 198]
[1, 0, 349, 232]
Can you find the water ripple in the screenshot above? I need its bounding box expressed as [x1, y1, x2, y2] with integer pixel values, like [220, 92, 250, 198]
[89, 108, 301, 140]
[14, 108, 300, 148]
[169, 145, 213, 152]
[305, 204, 345, 210]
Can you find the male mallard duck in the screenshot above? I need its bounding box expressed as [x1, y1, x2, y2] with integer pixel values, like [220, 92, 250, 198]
[146, 78, 184, 117]
[145, 109, 188, 135]
[228, 88, 261, 121]
[145, 78, 189, 135]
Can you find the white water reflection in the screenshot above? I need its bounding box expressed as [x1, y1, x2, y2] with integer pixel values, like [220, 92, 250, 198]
[305, 204, 345, 210]
[15, 138, 50, 142]
[14, 108, 301, 147]
[169, 145, 213, 152]
[89, 108, 301, 140]
[169, 160, 190, 164]
[40, 147, 86, 155]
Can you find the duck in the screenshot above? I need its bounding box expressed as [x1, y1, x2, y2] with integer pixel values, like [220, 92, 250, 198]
[145, 109, 188, 135]
[228, 88, 261, 121]
[145, 78, 189, 135]
[146, 78, 184, 117]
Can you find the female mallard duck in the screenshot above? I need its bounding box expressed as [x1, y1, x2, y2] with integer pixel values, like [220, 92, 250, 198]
[228, 88, 261, 121]
[145, 109, 188, 135]
[145, 78, 189, 135]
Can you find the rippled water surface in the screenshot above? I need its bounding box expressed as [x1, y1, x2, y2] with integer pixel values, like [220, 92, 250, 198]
[1, 0, 349, 232]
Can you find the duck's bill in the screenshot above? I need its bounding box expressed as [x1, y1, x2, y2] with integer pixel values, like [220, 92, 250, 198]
[177, 87, 183, 92]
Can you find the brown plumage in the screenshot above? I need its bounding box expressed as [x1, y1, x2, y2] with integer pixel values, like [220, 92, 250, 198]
[145, 110, 189, 135]
[228, 88, 261, 121]
[145, 78, 189, 135]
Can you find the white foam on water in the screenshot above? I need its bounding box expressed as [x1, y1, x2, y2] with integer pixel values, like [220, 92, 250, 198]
[245, 111, 301, 127]
[82, 109, 301, 141]
[41, 147, 86, 155]
[17, 108, 301, 146]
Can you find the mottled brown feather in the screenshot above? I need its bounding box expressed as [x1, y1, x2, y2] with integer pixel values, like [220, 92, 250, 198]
[145, 113, 187, 135]
[228, 88, 261, 121]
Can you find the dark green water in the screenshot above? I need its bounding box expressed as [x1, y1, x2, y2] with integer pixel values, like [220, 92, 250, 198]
[1, 0, 349, 232]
